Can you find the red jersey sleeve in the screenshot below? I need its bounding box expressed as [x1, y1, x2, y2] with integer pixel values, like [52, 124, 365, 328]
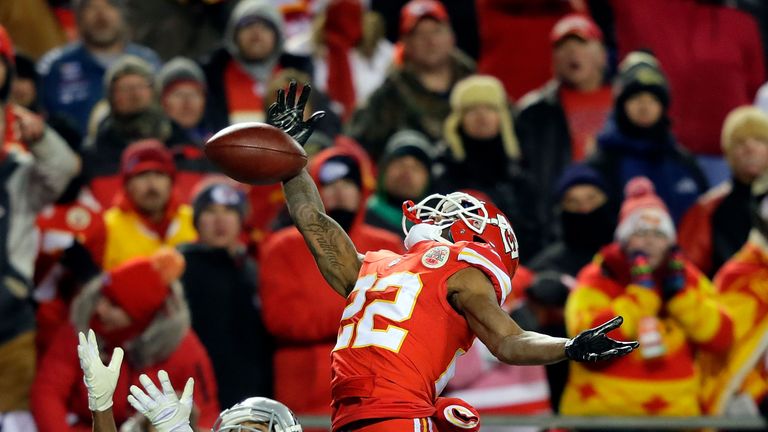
[456, 243, 512, 305]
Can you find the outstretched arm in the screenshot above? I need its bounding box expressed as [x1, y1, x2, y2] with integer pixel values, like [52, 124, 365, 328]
[270, 82, 361, 297]
[283, 170, 362, 296]
[448, 268, 637, 365]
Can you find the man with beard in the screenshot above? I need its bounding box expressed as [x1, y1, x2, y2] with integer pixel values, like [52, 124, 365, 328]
[37, 0, 160, 137]
[259, 147, 402, 422]
[87, 140, 197, 270]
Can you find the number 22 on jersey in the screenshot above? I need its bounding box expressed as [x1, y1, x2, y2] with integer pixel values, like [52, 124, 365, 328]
[333, 272, 423, 353]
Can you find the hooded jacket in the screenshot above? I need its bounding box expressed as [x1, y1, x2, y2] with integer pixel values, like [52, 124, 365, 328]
[30, 276, 219, 431]
[587, 115, 708, 223]
[259, 147, 403, 415]
[201, 0, 313, 131]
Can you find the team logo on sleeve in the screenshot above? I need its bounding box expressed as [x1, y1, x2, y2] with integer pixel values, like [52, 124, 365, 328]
[442, 404, 480, 429]
[422, 246, 450, 268]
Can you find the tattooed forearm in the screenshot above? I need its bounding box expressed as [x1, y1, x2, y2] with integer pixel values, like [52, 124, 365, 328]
[302, 209, 345, 270]
[283, 170, 361, 296]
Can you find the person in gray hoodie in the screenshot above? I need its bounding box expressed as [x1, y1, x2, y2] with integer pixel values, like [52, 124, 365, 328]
[0, 26, 80, 429]
[201, 0, 313, 131]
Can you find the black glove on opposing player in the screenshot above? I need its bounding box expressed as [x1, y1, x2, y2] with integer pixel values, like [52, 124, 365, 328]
[564, 316, 639, 362]
[266, 81, 326, 146]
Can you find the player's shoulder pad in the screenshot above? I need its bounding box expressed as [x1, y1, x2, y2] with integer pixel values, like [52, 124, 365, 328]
[363, 249, 401, 263]
[455, 241, 512, 305]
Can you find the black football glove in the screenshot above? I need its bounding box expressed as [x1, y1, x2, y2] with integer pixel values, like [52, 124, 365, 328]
[266, 81, 326, 146]
[564, 316, 639, 362]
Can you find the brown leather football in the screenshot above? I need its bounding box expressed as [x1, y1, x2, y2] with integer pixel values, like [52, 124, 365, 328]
[205, 122, 307, 185]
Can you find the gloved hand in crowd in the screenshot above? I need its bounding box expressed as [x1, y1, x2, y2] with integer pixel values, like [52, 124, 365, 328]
[128, 370, 195, 432]
[565, 316, 639, 362]
[77, 329, 124, 412]
[267, 81, 325, 146]
[61, 240, 101, 283]
[662, 246, 686, 300]
[629, 251, 655, 289]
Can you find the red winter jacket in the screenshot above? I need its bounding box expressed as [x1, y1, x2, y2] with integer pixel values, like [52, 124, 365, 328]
[30, 279, 220, 431]
[259, 147, 403, 415]
[610, 0, 765, 156]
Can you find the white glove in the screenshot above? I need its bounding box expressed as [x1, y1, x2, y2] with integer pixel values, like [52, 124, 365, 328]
[77, 328, 124, 412]
[127, 370, 195, 432]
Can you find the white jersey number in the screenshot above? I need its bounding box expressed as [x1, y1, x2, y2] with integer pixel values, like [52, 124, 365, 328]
[333, 272, 423, 353]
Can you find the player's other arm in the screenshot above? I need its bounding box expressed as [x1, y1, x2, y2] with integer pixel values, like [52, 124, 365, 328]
[270, 82, 361, 297]
[447, 267, 637, 365]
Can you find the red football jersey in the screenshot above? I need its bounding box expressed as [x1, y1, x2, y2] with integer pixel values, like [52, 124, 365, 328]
[330, 240, 512, 431]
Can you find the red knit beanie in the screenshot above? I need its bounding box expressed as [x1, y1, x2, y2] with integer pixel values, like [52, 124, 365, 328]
[615, 177, 675, 243]
[101, 248, 185, 328]
[433, 397, 480, 432]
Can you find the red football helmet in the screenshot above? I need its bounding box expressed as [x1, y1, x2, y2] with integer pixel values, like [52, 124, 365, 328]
[403, 192, 520, 277]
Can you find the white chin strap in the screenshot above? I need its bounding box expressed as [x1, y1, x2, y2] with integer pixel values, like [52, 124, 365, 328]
[404, 223, 452, 250]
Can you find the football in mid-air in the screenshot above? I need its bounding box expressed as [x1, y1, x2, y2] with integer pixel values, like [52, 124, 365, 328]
[204, 122, 307, 185]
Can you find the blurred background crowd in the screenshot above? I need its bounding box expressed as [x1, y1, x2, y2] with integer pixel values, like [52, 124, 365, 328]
[1, 0, 768, 430]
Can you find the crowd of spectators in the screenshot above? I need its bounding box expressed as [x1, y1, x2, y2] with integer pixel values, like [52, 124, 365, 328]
[2, 0, 768, 430]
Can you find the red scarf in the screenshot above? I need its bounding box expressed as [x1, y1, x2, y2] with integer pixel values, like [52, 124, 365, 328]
[324, 0, 362, 120]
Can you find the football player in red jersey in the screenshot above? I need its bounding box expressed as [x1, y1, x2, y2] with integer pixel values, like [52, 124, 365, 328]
[267, 82, 638, 432]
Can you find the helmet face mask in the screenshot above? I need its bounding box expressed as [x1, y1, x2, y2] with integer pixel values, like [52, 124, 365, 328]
[213, 398, 302, 432]
[403, 192, 519, 276]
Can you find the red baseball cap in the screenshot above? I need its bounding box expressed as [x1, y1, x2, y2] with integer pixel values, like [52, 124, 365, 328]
[550, 13, 603, 45]
[400, 0, 449, 36]
[120, 139, 175, 179]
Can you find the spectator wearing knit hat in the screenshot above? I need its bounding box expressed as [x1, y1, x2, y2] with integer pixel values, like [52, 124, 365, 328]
[158, 57, 213, 147]
[179, 178, 274, 408]
[31, 248, 220, 431]
[530, 163, 616, 278]
[156, 57, 223, 203]
[86, 139, 197, 271]
[438, 74, 540, 258]
[37, 0, 160, 136]
[84, 55, 188, 207]
[561, 176, 733, 416]
[201, 0, 312, 132]
[515, 13, 613, 251]
[347, 0, 475, 160]
[704, 170, 768, 417]
[365, 129, 434, 238]
[524, 164, 616, 409]
[586, 51, 708, 224]
[679, 106, 768, 277]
